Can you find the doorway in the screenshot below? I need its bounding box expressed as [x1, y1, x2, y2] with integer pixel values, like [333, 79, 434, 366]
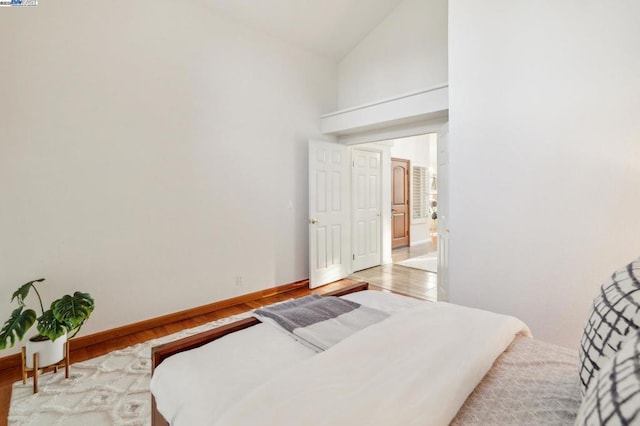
[349, 133, 439, 272]
[347, 133, 439, 300]
[389, 134, 438, 274]
[308, 121, 448, 300]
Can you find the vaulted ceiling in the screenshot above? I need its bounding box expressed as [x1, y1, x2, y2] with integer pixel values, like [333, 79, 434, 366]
[198, 0, 404, 60]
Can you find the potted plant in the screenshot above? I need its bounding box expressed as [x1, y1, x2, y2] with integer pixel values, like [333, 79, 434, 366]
[0, 278, 95, 368]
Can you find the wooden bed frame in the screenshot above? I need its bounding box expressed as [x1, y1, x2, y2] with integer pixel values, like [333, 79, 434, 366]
[150, 281, 370, 426]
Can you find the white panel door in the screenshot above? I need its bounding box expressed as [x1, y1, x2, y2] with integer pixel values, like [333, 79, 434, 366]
[436, 123, 449, 301]
[352, 149, 381, 272]
[309, 140, 350, 288]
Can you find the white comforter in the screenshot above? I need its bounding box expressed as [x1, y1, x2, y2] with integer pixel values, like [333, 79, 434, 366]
[151, 291, 423, 425]
[215, 302, 530, 426]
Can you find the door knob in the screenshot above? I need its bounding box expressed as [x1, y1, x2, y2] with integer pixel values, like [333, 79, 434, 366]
[309, 219, 318, 224]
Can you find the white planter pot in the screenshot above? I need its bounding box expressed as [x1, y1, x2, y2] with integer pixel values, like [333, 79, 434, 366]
[25, 333, 67, 369]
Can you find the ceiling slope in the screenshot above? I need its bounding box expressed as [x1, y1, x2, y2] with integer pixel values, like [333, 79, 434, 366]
[198, 0, 404, 60]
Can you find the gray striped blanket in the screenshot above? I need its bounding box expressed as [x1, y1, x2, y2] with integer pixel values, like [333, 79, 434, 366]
[253, 295, 389, 351]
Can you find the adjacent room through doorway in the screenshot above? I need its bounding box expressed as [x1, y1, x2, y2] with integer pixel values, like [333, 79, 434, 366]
[348, 132, 439, 301]
[389, 133, 438, 273]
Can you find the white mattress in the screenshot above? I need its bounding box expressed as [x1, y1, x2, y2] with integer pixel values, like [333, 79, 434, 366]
[150, 290, 424, 425]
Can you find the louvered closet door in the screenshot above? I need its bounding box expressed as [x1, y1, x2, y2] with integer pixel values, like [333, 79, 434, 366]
[352, 149, 381, 272]
[412, 166, 428, 222]
[308, 140, 350, 288]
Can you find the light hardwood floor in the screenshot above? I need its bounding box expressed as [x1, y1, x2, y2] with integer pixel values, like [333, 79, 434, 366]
[0, 251, 437, 425]
[350, 244, 438, 301]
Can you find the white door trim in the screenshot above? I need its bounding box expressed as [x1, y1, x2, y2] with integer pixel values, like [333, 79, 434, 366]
[435, 122, 449, 301]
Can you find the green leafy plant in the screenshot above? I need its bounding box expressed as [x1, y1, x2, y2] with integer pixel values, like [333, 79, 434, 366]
[0, 278, 95, 350]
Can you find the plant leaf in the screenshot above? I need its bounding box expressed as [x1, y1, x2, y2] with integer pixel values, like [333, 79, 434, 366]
[11, 278, 45, 305]
[52, 292, 95, 332]
[36, 310, 67, 341]
[0, 307, 36, 350]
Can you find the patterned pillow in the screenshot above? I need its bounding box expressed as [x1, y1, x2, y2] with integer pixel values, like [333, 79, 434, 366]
[575, 327, 640, 425]
[579, 257, 640, 394]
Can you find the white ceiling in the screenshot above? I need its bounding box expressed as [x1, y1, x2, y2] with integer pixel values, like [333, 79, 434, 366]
[199, 0, 404, 60]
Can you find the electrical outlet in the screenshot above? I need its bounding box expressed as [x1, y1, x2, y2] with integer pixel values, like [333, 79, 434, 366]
[235, 275, 243, 286]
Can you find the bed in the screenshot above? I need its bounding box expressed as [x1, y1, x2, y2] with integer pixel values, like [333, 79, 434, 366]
[149, 281, 582, 425]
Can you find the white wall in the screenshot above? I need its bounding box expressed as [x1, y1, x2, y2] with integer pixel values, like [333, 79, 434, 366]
[389, 134, 436, 245]
[338, 0, 448, 109]
[449, 0, 640, 348]
[0, 0, 337, 355]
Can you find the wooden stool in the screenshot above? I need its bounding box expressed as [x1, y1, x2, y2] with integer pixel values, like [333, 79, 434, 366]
[21, 341, 70, 393]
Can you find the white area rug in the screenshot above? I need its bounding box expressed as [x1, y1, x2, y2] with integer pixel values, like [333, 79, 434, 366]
[9, 312, 251, 426]
[395, 252, 438, 273]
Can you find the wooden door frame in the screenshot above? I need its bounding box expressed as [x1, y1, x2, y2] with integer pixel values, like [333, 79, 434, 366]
[391, 157, 410, 249]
